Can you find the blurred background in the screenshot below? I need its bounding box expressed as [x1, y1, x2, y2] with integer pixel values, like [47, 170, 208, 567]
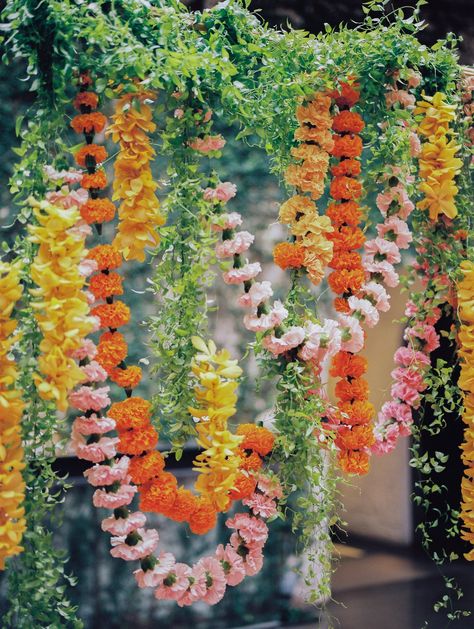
[0, 1, 473, 627]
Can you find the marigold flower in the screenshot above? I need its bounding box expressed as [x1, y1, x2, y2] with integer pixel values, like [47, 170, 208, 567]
[108, 397, 151, 431]
[75, 144, 108, 168]
[330, 176, 362, 201]
[96, 331, 128, 371]
[331, 135, 363, 159]
[228, 472, 257, 501]
[236, 424, 275, 456]
[87, 244, 122, 270]
[328, 226, 365, 251]
[329, 251, 362, 271]
[82, 170, 107, 190]
[238, 450, 263, 472]
[330, 352, 368, 379]
[333, 82, 360, 109]
[188, 497, 217, 535]
[332, 111, 365, 134]
[338, 449, 370, 475]
[331, 159, 362, 178]
[334, 297, 351, 313]
[91, 301, 130, 328]
[284, 163, 326, 199]
[293, 126, 334, 152]
[117, 425, 158, 456]
[338, 400, 375, 425]
[328, 269, 365, 294]
[71, 112, 107, 134]
[335, 377, 370, 402]
[110, 365, 142, 390]
[326, 201, 362, 227]
[273, 242, 305, 270]
[73, 91, 99, 111]
[89, 272, 123, 300]
[335, 425, 375, 451]
[128, 450, 165, 485]
[139, 473, 178, 514]
[168, 488, 198, 523]
[80, 198, 116, 224]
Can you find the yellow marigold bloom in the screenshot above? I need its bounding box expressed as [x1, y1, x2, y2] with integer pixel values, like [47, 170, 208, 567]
[416, 92, 460, 220]
[457, 260, 474, 560]
[0, 261, 26, 569]
[28, 200, 95, 411]
[189, 338, 243, 511]
[108, 92, 165, 262]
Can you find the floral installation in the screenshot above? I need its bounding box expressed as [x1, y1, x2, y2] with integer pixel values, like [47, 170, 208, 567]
[0, 261, 26, 569]
[108, 90, 165, 261]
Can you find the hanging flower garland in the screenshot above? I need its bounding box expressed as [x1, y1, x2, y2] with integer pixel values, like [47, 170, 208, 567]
[108, 91, 165, 261]
[0, 261, 26, 569]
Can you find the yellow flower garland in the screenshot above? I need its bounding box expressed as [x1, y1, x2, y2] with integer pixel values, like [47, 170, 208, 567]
[415, 92, 462, 221]
[188, 337, 244, 512]
[0, 261, 26, 569]
[457, 260, 474, 560]
[108, 91, 165, 262]
[29, 200, 95, 411]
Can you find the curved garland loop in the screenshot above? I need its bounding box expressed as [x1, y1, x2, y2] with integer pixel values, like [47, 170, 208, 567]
[0, 261, 26, 569]
[458, 260, 474, 560]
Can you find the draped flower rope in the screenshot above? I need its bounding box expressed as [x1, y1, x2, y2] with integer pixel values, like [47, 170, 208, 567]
[0, 261, 26, 569]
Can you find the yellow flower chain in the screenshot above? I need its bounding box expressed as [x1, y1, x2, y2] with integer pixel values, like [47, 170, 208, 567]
[457, 260, 474, 560]
[108, 91, 165, 262]
[188, 337, 243, 512]
[0, 261, 26, 569]
[415, 92, 462, 221]
[28, 200, 95, 411]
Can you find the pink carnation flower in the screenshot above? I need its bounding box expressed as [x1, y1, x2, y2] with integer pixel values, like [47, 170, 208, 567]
[72, 435, 119, 463]
[43, 165, 83, 184]
[177, 564, 207, 607]
[111, 528, 159, 561]
[364, 259, 399, 288]
[299, 319, 342, 363]
[243, 547, 264, 576]
[102, 511, 146, 536]
[404, 300, 418, 317]
[93, 483, 137, 509]
[215, 231, 254, 258]
[365, 237, 401, 265]
[84, 457, 130, 487]
[215, 544, 246, 586]
[339, 315, 364, 354]
[68, 219, 92, 240]
[73, 413, 116, 435]
[72, 339, 97, 361]
[238, 280, 273, 308]
[46, 186, 88, 209]
[203, 181, 237, 202]
[394, 347, 430, 369]
[155, 563, 192, 601]
[223, 262, 261, 284]
[405, 323, 440, 353]
[243, 493, 277, 518]
[257, 474, 283, 500]
[379, 400, 413, 425]
[189, 134, 226, 153]
[211, 212, 243, 232]
[385, 89, 415, 109]
[196, 557, 226, 605]
[362, 281, 391, 312]
[347, 296, 380, 328]
[69, 386, 111, 412]
[407, 69, 422, 88]
[244, 300, 288, 332]
[81, 360, 108, 383]
[390, 382, 421, 406]
[377, 217, 412, 249]
[391, 367, 426, 392]
[134, 552, 175, 588]
[79, 258, 99, 277]
[263, 326, 305, 356]
[226, 514, 269, 546]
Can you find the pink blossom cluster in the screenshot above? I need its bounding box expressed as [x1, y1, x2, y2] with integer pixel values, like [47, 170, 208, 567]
[188, 134, 226, 153]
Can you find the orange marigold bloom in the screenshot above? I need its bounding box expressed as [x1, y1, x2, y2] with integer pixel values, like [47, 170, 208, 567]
[108, 397, 151, 431]
[284, 163, 326, 199]
[80, 198, 116, 224]
[338, 449, 370, 475]
[335, 425, 375, 451]
[75, 144, 107, 168]
[329, 251, 362, 271]
[273, 242, 306, 270]
[168, 488, 198, 523]
[87, 244, 122, 271]
[331, 135, 363, 159]
[129, 450, 165, 484]
[238, 449, 263, 472]
[139, 473, 178, 514]
[338, 400, 375, 426]
[82, 170, 107, 190]
[117, 425, 158, 455]
[91, 301, 130, 329]
[236, 424, 275, 456]
[73, 91, 99, 111]
[334, 297, 351, 313]
[96, 331, 127, 371]
[89, 272, 123, 300]
[335, 377, 370, 402]
[70, 112, 107, 134]
[331, 159, 362, 178]
[188, 497, 217, 535]
[330, 176, 362, 201]
[328, 226, 365, 251]
[328, 268, 365, 295]
[228, 472, 257, 501]
[330, 352, 368, 379]
[110, 365, 142, 390]
[333, 82, 360, 109]
[332, 111, 365, 134]
[326, 201, 362, 227]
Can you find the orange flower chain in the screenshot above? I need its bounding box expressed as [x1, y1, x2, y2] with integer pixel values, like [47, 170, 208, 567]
[326, 81, 375, 475]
